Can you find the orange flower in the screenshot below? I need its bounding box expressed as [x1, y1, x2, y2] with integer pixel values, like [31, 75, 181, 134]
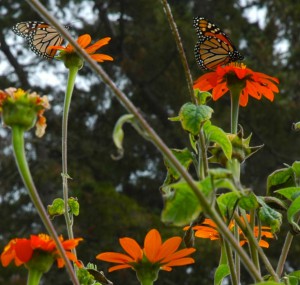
[1, 234, 83, 269]
[194, 63, 279, 107]
[49, 34, 113, 63]
[186, 216, 273, 248]
[96, 229, 196, 273]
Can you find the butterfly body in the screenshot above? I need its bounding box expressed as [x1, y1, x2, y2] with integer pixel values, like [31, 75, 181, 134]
[12, 21, 68, 59]
[193, 17, 244, 70]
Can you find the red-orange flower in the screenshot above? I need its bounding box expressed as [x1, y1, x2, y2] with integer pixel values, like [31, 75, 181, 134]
[1, 234, 83, 268]
[185, 216, 274, 248]
[96, 229, 196, 273]
[49, 34, 113, 63]
[194, 63, 279, 107]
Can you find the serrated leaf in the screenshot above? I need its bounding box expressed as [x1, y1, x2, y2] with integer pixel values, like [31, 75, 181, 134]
[179, 103, 213, 135]
[68, 197, 80, 216]
[47, 198, 65, 218]
[287, 195, 300, 233]
[275, 187, 300, 201]
[203, 121, 232, 160]
[258, 198, 282, 233]
[267, 168, 296, 196]
[214, 264, 230, 285]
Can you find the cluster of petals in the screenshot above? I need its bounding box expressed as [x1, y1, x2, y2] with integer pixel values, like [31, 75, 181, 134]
[185, 215, 273, 248]
[49, 34, 113, 62]
[194, 63, 279, 107]
[1, 233, 83, 268]
[96, 229, 196, 272]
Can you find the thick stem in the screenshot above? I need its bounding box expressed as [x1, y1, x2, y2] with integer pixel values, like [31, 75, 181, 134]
[62, 66, 79, 245]
[27, 268, 43, 285]
[12, 126, 79, 285]
[223, 240, 238, 285]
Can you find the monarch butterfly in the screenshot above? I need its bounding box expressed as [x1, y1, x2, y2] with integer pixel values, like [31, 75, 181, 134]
[12, 21, 68, 59]
[193, 17, 244, 70]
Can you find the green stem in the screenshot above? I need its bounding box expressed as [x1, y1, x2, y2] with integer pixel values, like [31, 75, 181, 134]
[198, 129, 208, 179]
[12, 126, 79, 285]
[62, 66, 79, 246]
[223, 240, 238, 285]
[276, 214, 300, 277]
[230, 88, 240, 134]
[248, 210, 260, 273]
[234, 212, 280, 282]
[27, 268, 43, 285]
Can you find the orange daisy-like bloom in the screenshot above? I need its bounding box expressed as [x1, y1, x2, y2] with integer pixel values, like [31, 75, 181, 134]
[0, 88, 50, 137]
[1, 234, 83, 268]
[193, 63, 279, 107]
[185, 216, 274, 248]
[96, 229, 196, 273]
[49, 34, 113, 63]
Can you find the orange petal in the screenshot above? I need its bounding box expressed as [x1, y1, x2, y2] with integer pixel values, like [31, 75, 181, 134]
[77, 34, 92, 49]
[119, 237, 143, 260]
[155, 237, 182, 261]
[164, 257, 195, 268]
[239, 90, 249, 107]
[144, 229, 162, 263]
[96, 252, 133, 263]
[212, 82, 228, 101]
[61, 238, 83, 250]
[258, 240, 270, 248]
[161, 247, 196, 264]
[108, 264, 133, 272]
[85, 37, 111, 54]
[90, 54, 114, 62]
[15, 239, 33, 263]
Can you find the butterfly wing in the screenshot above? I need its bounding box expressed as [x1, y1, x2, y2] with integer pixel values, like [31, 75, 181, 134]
[193, 17, 244, 70]
[28, 25, 64, 59]
[12, 21, 67, 59]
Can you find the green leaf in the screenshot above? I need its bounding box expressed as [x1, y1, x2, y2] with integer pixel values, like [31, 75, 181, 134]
[214, 264, 230, 285]
[194, 88, 212, 105]
[47, 198, 65, 218]
[161, 177, 212, 226]
[112, 114, 135, 152]
[253, 281, 285, 285]
[208, 168, 233, 179]
[239, 192, 259, 211]
[203, 121, 232, 160]
[179, 102, 213, 135]
[258, 197, 282, 232]
[163, 148, 194, 182]
[292, 161, 300, 178]
[68, 197, 80, 216]
[267, 167, 296, 196]
[287, 195, 300, 233]
[217, 192, 240, 218]
[275, 187, 300, 201]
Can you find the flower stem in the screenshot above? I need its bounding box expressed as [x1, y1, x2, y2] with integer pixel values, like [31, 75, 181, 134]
[276, 213, 300, 277]
[27, 268, 43, 285]
[62, 66, 79, 246]
[11, 126, 79, 285]
[223, 240, 238, 285]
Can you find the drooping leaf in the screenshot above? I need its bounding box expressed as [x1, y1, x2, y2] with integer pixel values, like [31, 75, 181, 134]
[275, 187, 300, 201]
[238, 192, 259, 211]
[217, 192, 240, 218]
[287, 195, 300, 233]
